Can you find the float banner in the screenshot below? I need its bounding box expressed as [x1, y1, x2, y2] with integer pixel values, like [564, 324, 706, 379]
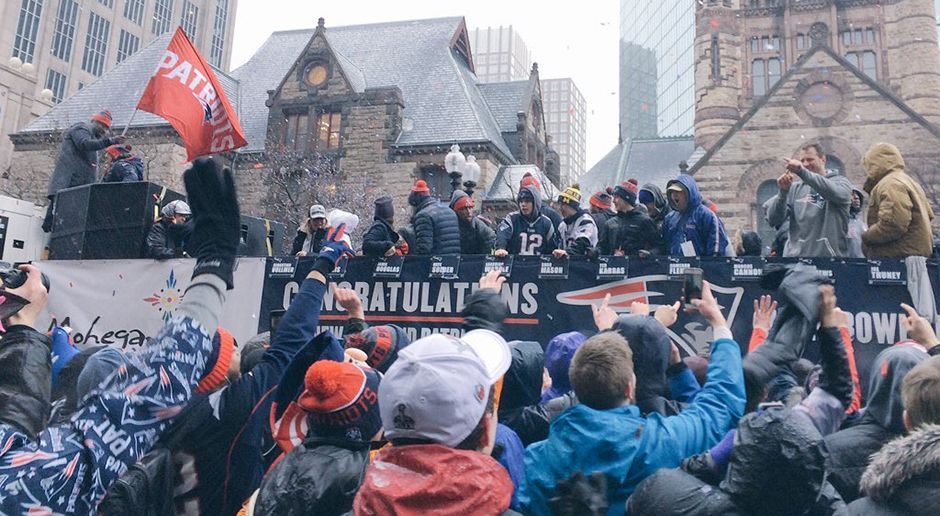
[260, 256, 940, 387]
[37, 258, 267, 348]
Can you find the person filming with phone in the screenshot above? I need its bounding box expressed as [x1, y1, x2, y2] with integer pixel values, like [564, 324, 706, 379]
[766, 143, 853, 257]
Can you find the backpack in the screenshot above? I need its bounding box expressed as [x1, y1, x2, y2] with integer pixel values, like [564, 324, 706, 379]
[97, 405, 198, 516]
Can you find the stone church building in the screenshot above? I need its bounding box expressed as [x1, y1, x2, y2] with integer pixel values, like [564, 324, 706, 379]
[5, 17, 556, 233]
[692, 0, 940, 243]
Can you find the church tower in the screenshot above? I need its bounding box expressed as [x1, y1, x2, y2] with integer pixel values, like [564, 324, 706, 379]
[883, 0, 940, 123]
[694, 0, 743, 150]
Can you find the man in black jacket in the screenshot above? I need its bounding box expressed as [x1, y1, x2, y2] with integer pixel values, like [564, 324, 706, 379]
[362, 196, 400, 257]
[409, 180, 461, 255]
[451, 190, 496, 254]
[147, 200, 192, 259]
[43, 109, 126, 232]
[599, 182, 663, 256]
[102, 144, 143, 182]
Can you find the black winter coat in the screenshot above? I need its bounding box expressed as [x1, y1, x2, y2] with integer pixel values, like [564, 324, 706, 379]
[48, 122, 114, 196]
[459, 216, 496, 254]
[361, 218, 399, 257]
[591, 210, 614, 252]
[0, 325, 52, 439]
[600, 210, 664, 255]
[840, 424, 940, 516]
[612, 314, 675, 415]
[254, 438, 370, 515]
[291, 226, 327, 256]
[147, 219, 191, 259]
[499, 341, 549, 446]
[826, 415, 897, 502]
[411, 197, 461, 255]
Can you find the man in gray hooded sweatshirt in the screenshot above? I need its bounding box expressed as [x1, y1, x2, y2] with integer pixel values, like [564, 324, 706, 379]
[767, 143, 853, 257]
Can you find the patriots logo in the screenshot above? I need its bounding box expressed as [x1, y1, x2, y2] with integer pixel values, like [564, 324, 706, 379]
[191, 92, 212, 124]
[556, 275, 745, 357]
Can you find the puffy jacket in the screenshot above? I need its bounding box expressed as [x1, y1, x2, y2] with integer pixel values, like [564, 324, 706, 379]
[841, 424, 940, 516]
[861, 143, 935, 258]
[600, 210, 664, 256]
[353, 444, 513, 515]
[591, 210, 614, 251]
[766, 166, 853, 257]
[172, 278, 330, 515]
[47, 122, 115, 196]
[147, 219, 191, 259]
[826, 342, 928, 502]
[102, 156, 144, 182]
[411, 197, 461, 255]
[458, 216, 497, 254]
[542, 204, 563, 232]
[662, 175, 729, 256]
[0, 325, 52, 439]
[254, 437, 370, 515]
[0, 313, 216, 514]
[639, 183, 672, 232]
[518, 333, 745, 515]
[361, 217, 399, 257]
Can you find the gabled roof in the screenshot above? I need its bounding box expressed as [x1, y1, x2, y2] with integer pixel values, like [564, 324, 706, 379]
[484, 164, 558, 202]
[479, 80, 534, 133]
[232, 17, 515, 157]
[690, 42, 940, 173]
[19, 33, 240, 133]
[579, 136, 695, 195]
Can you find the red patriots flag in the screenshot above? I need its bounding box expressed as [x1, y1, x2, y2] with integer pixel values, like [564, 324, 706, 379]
[137, 27, 246, 161]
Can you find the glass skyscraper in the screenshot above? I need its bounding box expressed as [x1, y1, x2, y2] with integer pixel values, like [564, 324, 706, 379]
[619, 0, 695, 138]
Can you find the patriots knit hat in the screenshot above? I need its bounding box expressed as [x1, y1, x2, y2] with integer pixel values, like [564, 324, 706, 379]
[196, 328, 236, 394]
[520, 172, 542, 191]
[91, 110, 112, 128]
[344, 324, 411, 373]
[299, 360, 383, 442]
[411, 180, 431, 195]
[589, 191, 613, 210]
[450, 190, 474, 211]
[613, 181, 639, 205]
[105, 144, 132, 159]
[557, 184, 583, 208]
[374, 196, 394, 222]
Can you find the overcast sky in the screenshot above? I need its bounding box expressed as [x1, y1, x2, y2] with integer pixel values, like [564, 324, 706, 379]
[231, 0, 620, 170]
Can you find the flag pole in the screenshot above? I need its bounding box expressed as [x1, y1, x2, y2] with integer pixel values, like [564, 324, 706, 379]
[121, 109, 138, 137]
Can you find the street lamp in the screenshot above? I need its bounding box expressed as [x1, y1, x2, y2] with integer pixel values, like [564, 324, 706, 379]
[462, 154, 480, 196]
[444, 143, 466, 194]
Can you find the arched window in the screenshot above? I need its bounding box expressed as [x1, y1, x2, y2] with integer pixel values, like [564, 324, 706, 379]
[756, 179, 779, 249]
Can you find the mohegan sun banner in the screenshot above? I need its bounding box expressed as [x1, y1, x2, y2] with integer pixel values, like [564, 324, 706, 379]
[36, 258, 267, 347]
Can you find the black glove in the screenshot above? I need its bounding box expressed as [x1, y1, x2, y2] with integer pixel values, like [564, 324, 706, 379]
[183, 158, 240, 289]
[549, 471, 609, 516]
[311, 224, 353, 277]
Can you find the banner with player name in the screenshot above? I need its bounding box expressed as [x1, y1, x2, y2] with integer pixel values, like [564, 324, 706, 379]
[260, 255, 940, 387]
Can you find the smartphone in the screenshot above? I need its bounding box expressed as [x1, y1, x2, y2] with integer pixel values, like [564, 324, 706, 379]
[269, 309, 286, 336]
[683, 268, 704, 303]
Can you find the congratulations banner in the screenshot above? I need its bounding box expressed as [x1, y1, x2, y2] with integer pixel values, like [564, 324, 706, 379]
[260, 256, 940, 387]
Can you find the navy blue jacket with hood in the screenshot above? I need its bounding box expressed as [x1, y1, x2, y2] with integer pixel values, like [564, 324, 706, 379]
[663, 174, 729, 257]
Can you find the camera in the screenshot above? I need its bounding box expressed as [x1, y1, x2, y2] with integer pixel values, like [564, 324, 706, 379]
[0, 264, 50, 293]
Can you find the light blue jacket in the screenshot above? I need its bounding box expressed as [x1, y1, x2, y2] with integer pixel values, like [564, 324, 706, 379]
[517, 335, 746, 515]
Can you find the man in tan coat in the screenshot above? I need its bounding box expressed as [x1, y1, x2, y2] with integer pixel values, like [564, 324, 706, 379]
[861, 143, 935, 258]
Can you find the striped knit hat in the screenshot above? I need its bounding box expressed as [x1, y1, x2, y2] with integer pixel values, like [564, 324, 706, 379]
[195, 328, 236, 394]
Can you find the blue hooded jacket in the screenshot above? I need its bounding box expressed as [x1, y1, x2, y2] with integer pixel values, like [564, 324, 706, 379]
[662, 174, 729, 257]
[518, 335, 746, 515]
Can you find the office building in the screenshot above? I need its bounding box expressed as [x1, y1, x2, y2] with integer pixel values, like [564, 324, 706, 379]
[542, 78, 586, 185]
[619, 0, 695, 138]
[470, 26, 531, 83]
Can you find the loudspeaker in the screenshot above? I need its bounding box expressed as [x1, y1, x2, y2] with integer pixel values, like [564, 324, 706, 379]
[239, 215, 286, 257]
[49, 182, 185, 260]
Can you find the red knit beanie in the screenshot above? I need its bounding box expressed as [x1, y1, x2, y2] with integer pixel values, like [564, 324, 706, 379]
[196, 328, 236, 394]
[590, 191, 613, 210]
[298, 360, 383, 441]
[91, 110, 112, 128]
[412, 180, 430, 195]
[520, 172, 542, 191]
